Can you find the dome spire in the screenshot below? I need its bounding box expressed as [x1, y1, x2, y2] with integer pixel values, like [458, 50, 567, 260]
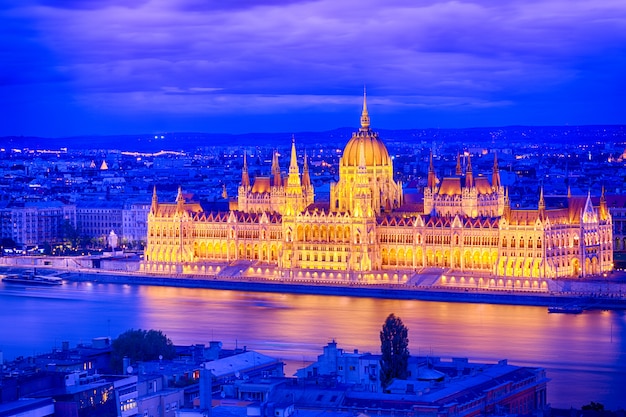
[360, 86, 370, 130]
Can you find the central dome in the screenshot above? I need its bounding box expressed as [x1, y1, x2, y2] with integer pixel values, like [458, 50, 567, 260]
[340, 91, 392, 167]
[340, 133, 392, 167]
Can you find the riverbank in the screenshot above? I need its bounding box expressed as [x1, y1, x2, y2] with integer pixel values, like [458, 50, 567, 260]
[3, 262, 626, 310]
[49, 269, 626, 310]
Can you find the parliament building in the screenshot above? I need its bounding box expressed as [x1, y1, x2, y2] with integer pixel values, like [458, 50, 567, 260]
[141, 95, 613, 289]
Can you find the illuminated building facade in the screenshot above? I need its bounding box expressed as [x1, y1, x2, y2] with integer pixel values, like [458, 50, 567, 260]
[142, 95, 613, 288]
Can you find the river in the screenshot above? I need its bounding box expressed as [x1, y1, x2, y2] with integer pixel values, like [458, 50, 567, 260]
[1, 280, 624, 410]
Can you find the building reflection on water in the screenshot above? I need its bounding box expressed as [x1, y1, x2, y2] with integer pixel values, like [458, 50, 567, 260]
[1, 282, 625, 409]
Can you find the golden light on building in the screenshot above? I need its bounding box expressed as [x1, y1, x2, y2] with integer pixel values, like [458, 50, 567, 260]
[141, 92, 613, 290]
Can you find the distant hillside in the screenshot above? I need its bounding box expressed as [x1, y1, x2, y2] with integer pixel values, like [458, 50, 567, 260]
[2, 125, 624, 152]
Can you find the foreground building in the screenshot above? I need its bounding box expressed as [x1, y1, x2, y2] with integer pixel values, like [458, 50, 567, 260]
[142, 94, 613, 287]
[288, 341, 549, 417]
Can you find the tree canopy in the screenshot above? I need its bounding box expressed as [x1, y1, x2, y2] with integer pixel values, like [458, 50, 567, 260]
[379, 313, 410, 389]
[111, 329, 176, 373]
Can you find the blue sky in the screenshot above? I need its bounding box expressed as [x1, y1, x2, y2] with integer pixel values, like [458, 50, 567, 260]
[2, 0, 625, 137]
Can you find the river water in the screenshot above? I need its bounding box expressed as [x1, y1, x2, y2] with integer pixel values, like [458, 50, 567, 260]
[1, 280, 624, 410]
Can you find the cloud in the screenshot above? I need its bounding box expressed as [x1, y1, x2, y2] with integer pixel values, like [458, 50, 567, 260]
[1, 0, 625, 135]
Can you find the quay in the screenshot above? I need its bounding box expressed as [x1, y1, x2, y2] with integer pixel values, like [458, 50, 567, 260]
[3, 259, 626, 310]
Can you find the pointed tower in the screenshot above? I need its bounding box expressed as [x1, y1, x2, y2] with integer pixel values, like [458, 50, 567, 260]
[287, 136, 301, 187]
[492, 153, 501, 189]
[284, 137, 308, 215]
[427, 151, 437, 189]
[302, 150, 311, 189]
[455, 153, 462, 176]
[503, 186, 511, 219]
[461, 154, 477, 217]
[582, 190, 597, 224]
[465, 154, 474, 188]
[176, 186, 185, 214]
[241, 151, 250, 188]
[424, 150, 437, 215]
[271, 151, 282, 187]
[600, 185, 609, 220]
[538, 186, 545, 219]
[151, 185, 159, 215]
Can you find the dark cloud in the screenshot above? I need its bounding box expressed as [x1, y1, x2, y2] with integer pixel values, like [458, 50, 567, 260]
[177, 0, 320, 12]
[1, 0, 625, 136]
[30, 0, 151, 10]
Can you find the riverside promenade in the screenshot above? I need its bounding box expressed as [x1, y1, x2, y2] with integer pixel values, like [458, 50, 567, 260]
[2, 255, 626, 310]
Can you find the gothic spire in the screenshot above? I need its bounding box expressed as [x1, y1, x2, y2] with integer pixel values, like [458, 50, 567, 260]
[360, 87, 370, 130]
[302, 149, 311, 189]
[271, 150, 282, 187]
[504, 186, 511, 218]
[241, 151, 250, 188]
[151, 185, 158, 214]
[492, 152, 501, 189]
[600, 185, 608, 220]
[465, 154, 474, 188]
[427, 150, 437, 189]
[455, 153, 462, 176]
[176, 186, 184, 213]
[287, 135, 301, 187]
[289, 135, 298, 173]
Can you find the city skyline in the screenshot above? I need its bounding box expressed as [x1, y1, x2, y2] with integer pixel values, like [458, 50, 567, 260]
[2, 0, 626, 138]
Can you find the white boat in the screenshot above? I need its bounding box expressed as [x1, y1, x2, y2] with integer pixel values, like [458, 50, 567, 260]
[2, 271, 63, 286]
[548, 304, 583, 314]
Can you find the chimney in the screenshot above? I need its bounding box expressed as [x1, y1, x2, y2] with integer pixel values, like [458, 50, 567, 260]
[123, 357, 131, 375]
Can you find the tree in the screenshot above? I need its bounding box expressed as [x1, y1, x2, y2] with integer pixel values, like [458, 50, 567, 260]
[582, 402, 605, 412]
[380, 313, 409, 389]
[61, 219, 80, 248]
[111, 329, 176, 373]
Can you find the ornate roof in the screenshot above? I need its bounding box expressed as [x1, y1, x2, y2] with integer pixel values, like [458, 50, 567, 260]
[340, 91, 392, 168]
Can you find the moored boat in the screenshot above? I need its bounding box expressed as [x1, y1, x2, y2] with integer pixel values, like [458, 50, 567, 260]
[548, 304, 583, 314]
[2, 271, 63, 286]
